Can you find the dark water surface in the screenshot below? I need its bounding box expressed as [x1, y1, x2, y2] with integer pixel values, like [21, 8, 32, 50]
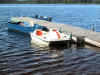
[0, 4, 100, 75]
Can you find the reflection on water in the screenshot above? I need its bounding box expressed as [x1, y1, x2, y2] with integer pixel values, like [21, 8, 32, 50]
[0, 4, 100, 75]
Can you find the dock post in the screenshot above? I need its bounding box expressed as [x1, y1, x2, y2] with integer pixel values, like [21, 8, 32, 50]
[76, 36, 85, 49]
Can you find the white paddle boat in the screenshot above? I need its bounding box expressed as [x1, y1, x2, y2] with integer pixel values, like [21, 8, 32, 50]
[30, 25, 72, 47]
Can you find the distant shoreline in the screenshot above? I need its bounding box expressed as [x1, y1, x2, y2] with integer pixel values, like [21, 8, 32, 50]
[0, 1, 100, 4]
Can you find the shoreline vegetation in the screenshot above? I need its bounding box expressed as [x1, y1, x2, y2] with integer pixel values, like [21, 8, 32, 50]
[0, 0, 100, 4]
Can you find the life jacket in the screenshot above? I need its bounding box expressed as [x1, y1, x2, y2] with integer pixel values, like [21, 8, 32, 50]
[36, 30, 43, 36]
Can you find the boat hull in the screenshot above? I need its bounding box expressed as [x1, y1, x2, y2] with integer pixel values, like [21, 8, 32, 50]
[49, 40, 72, 48]
[8, 23, 34, 34]
[31, 35, 72, 48]
[31, 35, 49, 47]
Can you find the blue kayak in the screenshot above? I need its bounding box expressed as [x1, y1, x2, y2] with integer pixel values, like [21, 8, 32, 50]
[8, 22, 35, 34]
[8, 22, 49, 34]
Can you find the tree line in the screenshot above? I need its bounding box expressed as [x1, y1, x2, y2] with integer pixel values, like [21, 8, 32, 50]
[0, 0, 100, 4]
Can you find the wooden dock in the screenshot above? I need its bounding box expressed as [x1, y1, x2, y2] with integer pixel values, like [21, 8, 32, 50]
[11, 17, 100, 48]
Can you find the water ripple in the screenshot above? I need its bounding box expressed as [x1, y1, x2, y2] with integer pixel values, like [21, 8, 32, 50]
[0, 4, 100, 75]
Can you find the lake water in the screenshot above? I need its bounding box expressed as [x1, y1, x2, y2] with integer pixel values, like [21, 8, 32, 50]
[0, 4, 100, 75]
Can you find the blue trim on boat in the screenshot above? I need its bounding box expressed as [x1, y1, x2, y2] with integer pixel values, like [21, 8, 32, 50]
[8, 22, 48, 34]
[8, 23, 35, 34]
